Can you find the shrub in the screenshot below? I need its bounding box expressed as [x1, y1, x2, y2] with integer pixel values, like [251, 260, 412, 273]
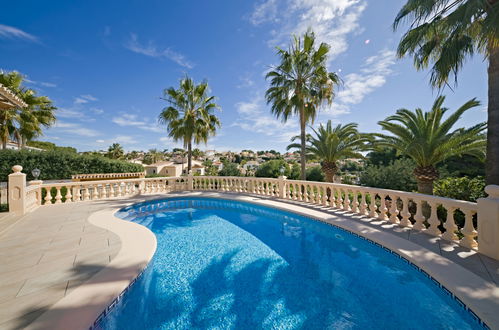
[0, 149, 144, 181]
[255, 160, 290, 178]
[359, 158, 417, 192]
[218, 163, 241, 177]
[305, 166, 324, 182]
[434, 176, 486, 202]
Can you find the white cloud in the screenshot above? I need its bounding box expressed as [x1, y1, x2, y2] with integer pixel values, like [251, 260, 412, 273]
[327, 49, 396, 112]
[112, 113, 146, 126]
[74, 94, 98, 104]
[53, 122, 100, 137]
[25, 79, 57, 88]
[233, 96, 298, 143]
[250, 0, 366, 61]
[112, 113, 164, 133]
[90, 108, 104, 115]
[0, 24, 38, 43]
[95, 135, 138, 146]
[125, 34, 194, 69]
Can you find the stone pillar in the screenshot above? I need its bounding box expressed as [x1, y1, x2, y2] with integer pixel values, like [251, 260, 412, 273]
[478, 185, 499, 260]
[278, 176, 287, 199]
[8, 165, 27, 215]
[187, 171, 194, 190]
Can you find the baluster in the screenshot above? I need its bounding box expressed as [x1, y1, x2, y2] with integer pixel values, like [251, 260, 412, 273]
[378, 194, 388, 220]
[360, 191, 368, 215]
[83, 186, 90, 201]
[334, 188, 342, 209]
[329, 187, 336, 208]
[311, 185, 317, 203]
[97, 184, 104, 199]
[413, 199, 426, 230]
[91, 185, 99, 200]
[459, 209, 478, 248]
[389, 195, 400, 224]
[442, 206, 458, 241]
[399, 197, 412, 227]
[426, 201, 442, 236]
[65, 187, 72, 203]
[74, 186, 82, 201]
[369, 192, 378, 218]
[352, 190, 360, 213]
[322, 186, 328, 206]
[109, 183, 116, 197]
[44, 187, 53, 205]
[342, 189, 350, 211]
[54, 187, 62, 204]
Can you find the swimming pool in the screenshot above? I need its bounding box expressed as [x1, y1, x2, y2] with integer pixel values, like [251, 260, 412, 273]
[95, 197, 485, 329]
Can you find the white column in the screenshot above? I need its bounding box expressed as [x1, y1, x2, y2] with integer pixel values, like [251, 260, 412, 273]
[278, 176, 287, 199]
[477, 185, 499, 260]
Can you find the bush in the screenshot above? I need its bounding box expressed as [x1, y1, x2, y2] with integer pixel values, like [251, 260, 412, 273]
[305, 166, 324, 182]
[359, 158, 417, 192]
[434, 176, 485, 202]
[218, 163, 241, 176]
[0, 149, 144, 181]
[255, 160, 290, 178]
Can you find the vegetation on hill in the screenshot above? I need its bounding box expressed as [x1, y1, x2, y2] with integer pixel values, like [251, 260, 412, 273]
[27, 141, 77, 153]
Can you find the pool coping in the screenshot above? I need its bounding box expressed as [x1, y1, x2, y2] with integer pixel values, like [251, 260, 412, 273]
[27, 192, 499, 329]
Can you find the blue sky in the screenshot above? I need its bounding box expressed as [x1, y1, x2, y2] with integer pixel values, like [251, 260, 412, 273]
[0, 0, 487, 152]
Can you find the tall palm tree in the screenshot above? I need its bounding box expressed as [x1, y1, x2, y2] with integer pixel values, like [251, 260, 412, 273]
[0, 71, 56, 148]
[376, 96, 486, 194]
[287, 121, 370, 182]
[159, 76, 220, 173]
[106, 143, 124, 160]
[393, 0, 499, 184]
[266, 30, 341, 180]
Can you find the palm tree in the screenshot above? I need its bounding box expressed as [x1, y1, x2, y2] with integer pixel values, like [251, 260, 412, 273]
[393, 0, 499, 185]
[376, 96, 486, 194]
[159, 76, 220, 173]
[0, 71, 56, 148]
[266, 30, 341, 180]
[287, 121, 370, 182]
[17, 91, 56, 148]
[106, 143, 124, 160]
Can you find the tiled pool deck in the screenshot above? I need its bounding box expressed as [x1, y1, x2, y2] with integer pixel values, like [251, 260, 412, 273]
[1, 191, 498, 329]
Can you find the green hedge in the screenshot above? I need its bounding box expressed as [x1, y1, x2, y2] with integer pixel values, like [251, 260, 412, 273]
[0, 149, 144, 181]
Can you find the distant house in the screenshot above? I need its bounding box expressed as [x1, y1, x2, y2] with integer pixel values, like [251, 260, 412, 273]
[144, 160, 205, 176]
[0, 140, 44, 151]
[212, 161, 224, 171]
[243, 160, 259, 171]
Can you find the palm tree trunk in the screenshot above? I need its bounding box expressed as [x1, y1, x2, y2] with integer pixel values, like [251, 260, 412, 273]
[299, 108, 306, 181]
[486, 44, 499, 185]
[416, 179, 434, 195]
[187, 141, 192, 174]
[322, 161, 337, 183]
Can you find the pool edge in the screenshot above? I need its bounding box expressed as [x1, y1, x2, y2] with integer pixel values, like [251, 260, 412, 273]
[25, 192, 499, 329]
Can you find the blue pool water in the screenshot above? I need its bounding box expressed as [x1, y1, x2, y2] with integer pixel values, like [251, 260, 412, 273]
[96, 198, 483, 329]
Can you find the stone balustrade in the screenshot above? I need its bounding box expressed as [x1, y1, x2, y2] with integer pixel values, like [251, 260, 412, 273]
[71, 172, 145, 181]
[7, 166, 499, 261]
